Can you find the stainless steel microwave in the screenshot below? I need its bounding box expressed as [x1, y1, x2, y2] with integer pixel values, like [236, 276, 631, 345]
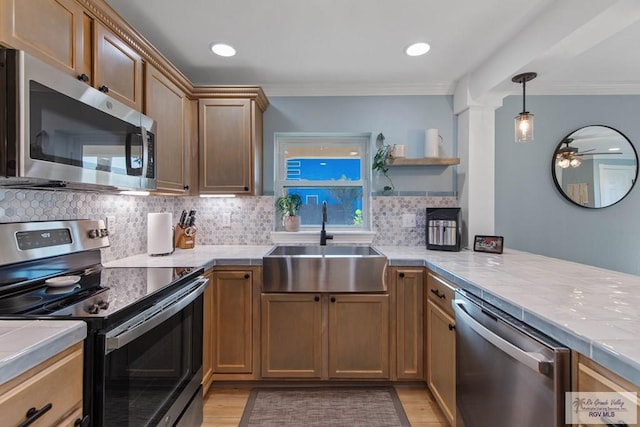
[0, 48, 156, 191]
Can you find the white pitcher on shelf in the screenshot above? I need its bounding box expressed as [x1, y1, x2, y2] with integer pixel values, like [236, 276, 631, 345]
[425, 128, 442, 158]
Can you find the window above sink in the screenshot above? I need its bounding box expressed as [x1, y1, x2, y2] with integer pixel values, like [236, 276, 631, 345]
[274, 133, 371, 232]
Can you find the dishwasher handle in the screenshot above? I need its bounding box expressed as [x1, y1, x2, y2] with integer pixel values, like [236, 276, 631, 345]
[453, 299, 553, 375]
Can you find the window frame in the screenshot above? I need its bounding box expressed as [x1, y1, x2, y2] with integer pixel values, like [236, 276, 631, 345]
[274, 132, 371, 231]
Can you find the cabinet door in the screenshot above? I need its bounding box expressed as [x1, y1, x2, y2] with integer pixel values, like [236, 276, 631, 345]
[0, 0, 89, 78]
[94, 22, 143, 110]
[199, 98, 254, 194]
[145, 64, 189, 193]
[396, 269, 424, 379]
[426, 299, 456, 426]
[329, 294, 389, 379]
[212, 270, 253, 374]
[261, 293, 323, 378]
[202, 272, 214, 394]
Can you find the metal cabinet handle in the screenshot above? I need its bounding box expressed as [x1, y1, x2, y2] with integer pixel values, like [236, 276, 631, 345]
[244, 274, 250, 279]
[74, 415, 90, 427]
[314, 296, 320, 302]
[399, 272, 405, 278]
[98, 85, 109, 93]
[77, 73, 89, 82]
[330, 297, 336, 303]
[448, 323, 455, 331]
[18, 403, 52, 427]
[453, 299, 553, 374]
[431, 288, 445, 299]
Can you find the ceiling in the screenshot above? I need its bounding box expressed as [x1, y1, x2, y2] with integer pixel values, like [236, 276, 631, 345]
[104, 0, 640, 99]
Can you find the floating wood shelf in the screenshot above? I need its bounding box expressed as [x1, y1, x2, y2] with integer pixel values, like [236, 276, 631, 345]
[386, 157, 460, 166]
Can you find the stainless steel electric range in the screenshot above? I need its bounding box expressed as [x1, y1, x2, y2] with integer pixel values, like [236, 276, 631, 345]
[0, 219, 209, 427]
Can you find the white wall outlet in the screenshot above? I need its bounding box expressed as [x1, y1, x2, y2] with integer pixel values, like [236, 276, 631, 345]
[222, 212, 231, 227]
[106, 216, 116, 235]
[402, 213, 416, 228]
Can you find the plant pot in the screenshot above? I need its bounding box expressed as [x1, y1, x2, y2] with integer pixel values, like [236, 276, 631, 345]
[283, 216, 300, 232]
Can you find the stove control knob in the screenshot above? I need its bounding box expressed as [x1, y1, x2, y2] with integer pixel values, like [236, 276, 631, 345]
[97, 300, 110, 310]
[99, 228, 109, 238]
[88, 229, 100, 239]
[87, 303, 100, 314]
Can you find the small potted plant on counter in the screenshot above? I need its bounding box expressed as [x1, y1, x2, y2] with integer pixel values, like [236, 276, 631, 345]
[275, 193, 303, 232]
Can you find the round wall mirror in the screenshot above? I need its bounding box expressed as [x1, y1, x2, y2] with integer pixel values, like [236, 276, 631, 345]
[552, 125, 638, 208]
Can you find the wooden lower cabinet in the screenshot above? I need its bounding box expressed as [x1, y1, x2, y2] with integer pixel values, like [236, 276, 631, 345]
[393, 268, 424, 380]
[426, 270, 458, 427]
[426, 300, 456, 425]
[261, 293, 389, 380]
[574, 352, 640, 427]
[208, 267, 261, 381]
[261, 293, 323, 378]
[329, 294, 389, 379]
[0, 342, 84, 427]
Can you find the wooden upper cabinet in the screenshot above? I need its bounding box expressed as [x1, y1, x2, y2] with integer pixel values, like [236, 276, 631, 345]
[197, 88, 267, 195]
[94, 22, 143, 110]
[0, 0, 90, 78]
[145, 64, 190, 193]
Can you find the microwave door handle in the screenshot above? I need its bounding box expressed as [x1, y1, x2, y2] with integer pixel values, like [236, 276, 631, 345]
[124, 131, 136, 175]
[452, 299, 553, 374]
[140, 125, 149, 179]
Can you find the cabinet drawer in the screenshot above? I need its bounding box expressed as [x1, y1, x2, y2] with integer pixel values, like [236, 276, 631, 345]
[426, 272, 457, 317]
[0, 343, 83, 427]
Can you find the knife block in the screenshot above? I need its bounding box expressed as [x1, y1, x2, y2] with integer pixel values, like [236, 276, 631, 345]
[174, 225, 196, 249]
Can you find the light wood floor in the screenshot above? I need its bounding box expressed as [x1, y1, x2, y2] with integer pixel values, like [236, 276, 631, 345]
[203, 384, 449, 426]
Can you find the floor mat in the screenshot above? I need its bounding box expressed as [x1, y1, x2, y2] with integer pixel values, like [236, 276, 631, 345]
[239, 386, 411, 427]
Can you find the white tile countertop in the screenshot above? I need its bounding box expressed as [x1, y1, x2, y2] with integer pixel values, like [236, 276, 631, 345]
[0, 320, 86, 384]
[105, 244, 640, 387]
[103, 245, 273, 269]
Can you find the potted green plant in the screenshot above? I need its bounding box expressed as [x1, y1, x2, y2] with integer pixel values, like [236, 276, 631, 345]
[372, 133, 394, 192]
[275, 193, 303, 231]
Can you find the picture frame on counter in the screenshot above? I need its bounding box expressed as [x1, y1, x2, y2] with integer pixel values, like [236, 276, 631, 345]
[473, 235, 504, 254]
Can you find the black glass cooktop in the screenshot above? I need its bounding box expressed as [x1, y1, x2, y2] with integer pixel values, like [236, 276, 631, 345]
[0, 265, 202, 327]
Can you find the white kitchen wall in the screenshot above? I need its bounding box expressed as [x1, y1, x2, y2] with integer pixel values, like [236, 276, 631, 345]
[0, 190, 457, 262]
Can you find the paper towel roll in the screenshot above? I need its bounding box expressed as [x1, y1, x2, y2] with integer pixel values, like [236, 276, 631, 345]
[147, 212, 173, 256]
[425, 128, 440, 158]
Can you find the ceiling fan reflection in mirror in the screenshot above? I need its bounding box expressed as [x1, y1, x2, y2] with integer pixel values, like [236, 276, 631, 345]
[555, 137, 621, 168]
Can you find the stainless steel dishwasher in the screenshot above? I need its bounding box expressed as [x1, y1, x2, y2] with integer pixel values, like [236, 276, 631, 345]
[453, 290, 570, 427]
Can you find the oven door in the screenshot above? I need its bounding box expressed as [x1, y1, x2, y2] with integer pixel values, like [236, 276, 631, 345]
[97, 277, 207, 427]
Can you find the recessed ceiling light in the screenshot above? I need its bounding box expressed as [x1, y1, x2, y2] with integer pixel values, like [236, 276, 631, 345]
[405, 42, 431, 57]
[211, 43, 236, 57]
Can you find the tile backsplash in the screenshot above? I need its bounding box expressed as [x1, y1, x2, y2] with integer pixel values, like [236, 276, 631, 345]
[0, 189, 457, 262]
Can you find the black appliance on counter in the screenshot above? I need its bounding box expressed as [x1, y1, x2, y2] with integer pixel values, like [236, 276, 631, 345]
[426, 207, 462, 251]
[0, 219, 208, 427]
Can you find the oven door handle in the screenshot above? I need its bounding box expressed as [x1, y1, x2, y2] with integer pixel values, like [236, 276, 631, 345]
[452, 299, 553, 374]
[105, 277, 209, 354]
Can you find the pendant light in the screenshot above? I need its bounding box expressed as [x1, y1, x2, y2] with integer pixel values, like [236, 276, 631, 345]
[512, 72, 537, 143]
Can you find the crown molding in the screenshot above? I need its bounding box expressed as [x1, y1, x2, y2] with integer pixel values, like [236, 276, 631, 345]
[262, 82, 456, 97]
[525, 82, 640, 96]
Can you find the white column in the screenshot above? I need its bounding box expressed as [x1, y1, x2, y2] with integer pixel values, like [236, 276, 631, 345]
[456, 106, 496, 248]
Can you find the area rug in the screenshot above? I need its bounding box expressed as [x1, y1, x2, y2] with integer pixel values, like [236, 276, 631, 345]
[238, 387, 411, 427]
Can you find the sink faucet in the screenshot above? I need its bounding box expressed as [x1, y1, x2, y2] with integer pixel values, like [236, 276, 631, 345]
[320, 201, 333, 246]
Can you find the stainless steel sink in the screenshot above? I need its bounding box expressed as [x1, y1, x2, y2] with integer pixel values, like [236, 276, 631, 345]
[262, 245, 388, 293]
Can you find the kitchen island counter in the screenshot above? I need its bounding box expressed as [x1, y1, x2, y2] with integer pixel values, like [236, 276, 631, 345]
[106, 244, 640, 387]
